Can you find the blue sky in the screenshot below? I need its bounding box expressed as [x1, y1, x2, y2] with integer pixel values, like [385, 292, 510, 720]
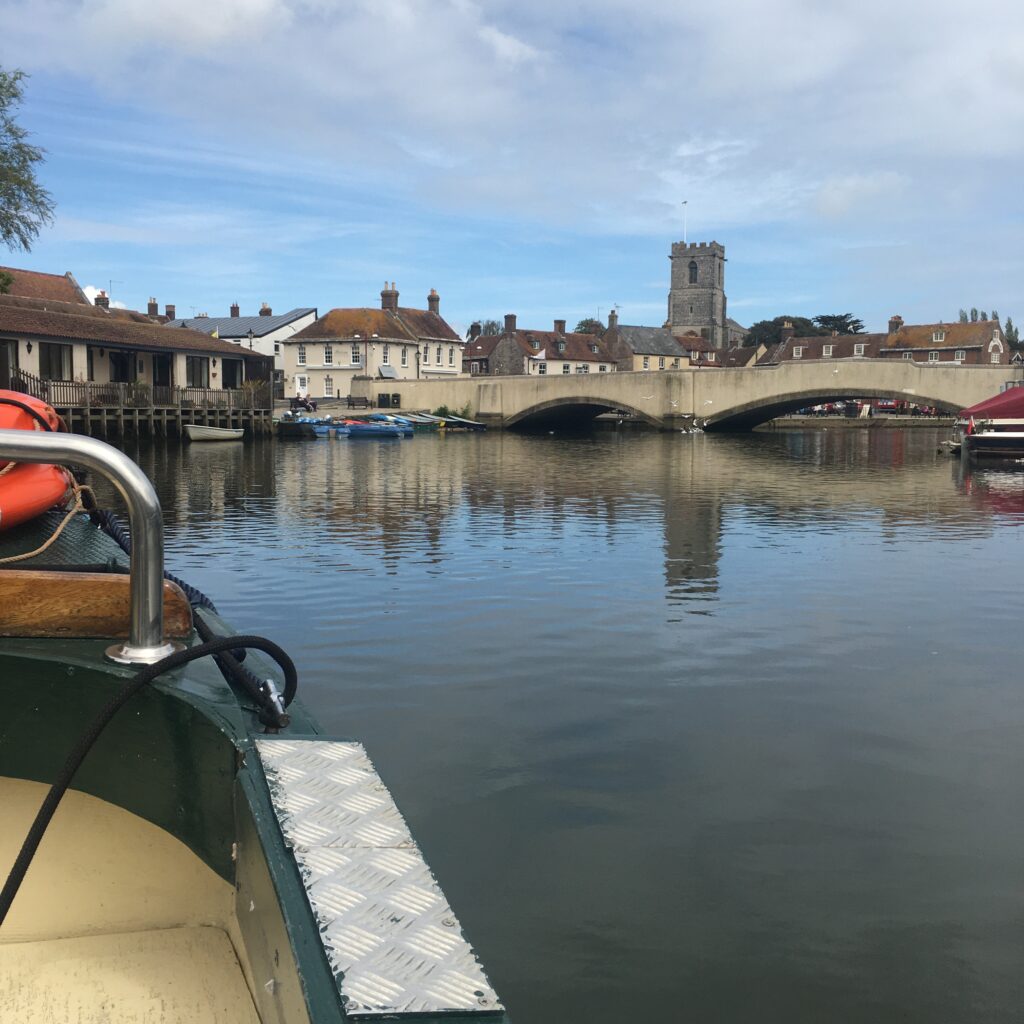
[3, 0, 1023, 336]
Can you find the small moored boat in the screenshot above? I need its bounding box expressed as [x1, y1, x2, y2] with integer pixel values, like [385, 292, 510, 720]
[957, 386, 1024, 459]
[184, 424, 244, 442]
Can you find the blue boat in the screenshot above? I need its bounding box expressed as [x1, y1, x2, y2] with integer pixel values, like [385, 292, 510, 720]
[344, 420, 406, 438]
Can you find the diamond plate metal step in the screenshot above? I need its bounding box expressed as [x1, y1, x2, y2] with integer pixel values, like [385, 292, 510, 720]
[255, 737, 503, 1019]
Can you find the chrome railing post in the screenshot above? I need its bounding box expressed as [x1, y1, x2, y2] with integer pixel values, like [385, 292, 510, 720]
[0, 429, 181, 664]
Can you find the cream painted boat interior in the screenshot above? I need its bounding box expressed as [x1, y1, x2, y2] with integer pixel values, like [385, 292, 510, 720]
[0, 777, 293, 1023]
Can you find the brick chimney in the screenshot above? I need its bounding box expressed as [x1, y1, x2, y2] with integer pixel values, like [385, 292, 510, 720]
[780, 320, 795, 343]
[259, 302, 272, 317]
[230, 302, 240, 317]
[608, 309, 618, 329]
[831, 329, 839, 337]
[554, 319, 567, 334]
[147, 297, 158, 317]
[504, 313, 517, 333]
[469, 322, 482, 339]
[381, 281, 399, 311]
[165, 304, 176, 321]
[94, 290, 110, 309]
[427, 288, 440, 314]
[888, 314, 903, 334]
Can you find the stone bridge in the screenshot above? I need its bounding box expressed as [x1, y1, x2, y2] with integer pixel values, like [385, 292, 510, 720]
[353, 361, 1023, 430]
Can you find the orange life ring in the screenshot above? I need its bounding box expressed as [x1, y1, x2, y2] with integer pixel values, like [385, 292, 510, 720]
[0, 390, 74, 530]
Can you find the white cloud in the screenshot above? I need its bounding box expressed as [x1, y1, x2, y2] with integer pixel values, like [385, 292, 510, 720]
[82, 284, 127, 308]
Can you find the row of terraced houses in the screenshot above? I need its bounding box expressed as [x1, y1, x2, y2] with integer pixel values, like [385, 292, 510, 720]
[1, 243, 1013, 410]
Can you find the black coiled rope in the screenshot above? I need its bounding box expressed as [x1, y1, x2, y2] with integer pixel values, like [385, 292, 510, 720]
[0, 634, 297, 930]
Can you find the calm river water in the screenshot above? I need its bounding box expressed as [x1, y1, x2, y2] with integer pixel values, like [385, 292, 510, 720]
[119, 428, 1024, 1023]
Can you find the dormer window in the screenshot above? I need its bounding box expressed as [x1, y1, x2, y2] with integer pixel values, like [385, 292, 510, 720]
[854, 343, 866, 356]
[590, 343, 598, 353]
[707, 352, 715, 362]
[932, 330, 945, 343]
[823, 344, 833, 358]
[531, 339, 540, 350]
[557, 341, 566, 352]
[792, 346, 803, 359]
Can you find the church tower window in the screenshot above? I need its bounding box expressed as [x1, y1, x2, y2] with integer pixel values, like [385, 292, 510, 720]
[688, 261, 698, 284]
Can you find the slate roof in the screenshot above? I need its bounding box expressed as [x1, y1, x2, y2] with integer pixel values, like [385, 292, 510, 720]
[0, 266, 87, 304]
[0, 296, 261, 356]
[290, 307, 459, 343]
[612, 325, 685, 357]
[167, 309, 316, 337]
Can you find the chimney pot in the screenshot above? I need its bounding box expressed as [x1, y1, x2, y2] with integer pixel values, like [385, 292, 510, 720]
[469, 321, 482, 339]
[427, 288, 440, 314]
[780, 320, 795, 343]
[165, 304, 176, 321]
[888, 314, 903, 334]
[504, 313, 517, 333]
[608, 309, 618, 329]
[259, 302, 272, 317]
[95, 290, 110, 309]
[230, 302, 240, 317]
[147, 297, 158, 317]
[381, 282, 399, 311]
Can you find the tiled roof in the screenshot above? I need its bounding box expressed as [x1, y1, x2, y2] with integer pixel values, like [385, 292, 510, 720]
[674, 332, 716, 354]
[721, 345, 757, 367]
[289, 306, 459, 344]
[0, 266, 87, 304]
[0, 299, 261, 356]
[884, 320, 1000, 350]
[757, 334, 885, 364]
[508, 330, 612, 361]
[463, 336, 501, 359]
[612, 325, 685, 357]
[168, 308, 316, 337]
[0, 293, 156, 324]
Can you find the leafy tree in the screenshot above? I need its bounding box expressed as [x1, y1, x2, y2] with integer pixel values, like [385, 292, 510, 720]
[0, 269, 12, 294]
[812, 313, 864, 335]
[1004, 317, 1020, 346]
[991, 310, 999, 322]
[466, 318, 502, 339]
[743, 315, 826, 347]
[959, 309, 969, 323]
[979, 310, 989, 321]
[574, 318, 604, 335]
[0, 68, 54, 251]
[970, 307, 979, 322]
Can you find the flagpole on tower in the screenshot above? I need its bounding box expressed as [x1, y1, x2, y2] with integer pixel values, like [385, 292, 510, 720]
[681, 201, 688, 244]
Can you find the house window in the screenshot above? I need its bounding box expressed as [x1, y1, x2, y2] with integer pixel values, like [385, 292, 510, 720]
[324, 344, 333, 365]
[590, 343, 599, 353]
[109, 350, 136, 383]
[643, 355, 650, 369]
[382, 344, 390, 365]
[823, 345, 833, 358]
[707, 352, 715, 362]
[324, 374, 333, 397]
[557, 341, 566, 352]
[793, 346, 803, 359]
[854, 343, 865, 356]
[538, 363, 547, 375]
[274, 341, 280, 355]
[471, 361, 480, 374]
[448, 346, 454, 365]
[955, 349, 966, 362]
[672, 358, 679, 368]
[928, 350, 939, 362]
[903, 352, 912, 360]
[351, 343, 360, 365]
[991, 352, 1000, 363]
[659, 356, 665, 369]
[401, 347, 408, 367]
[38, 342, 73, 381]
[577, 364, 589, 373]
[688, 260, 698, 284]
[422, 344, 429, 364]
[186, 356, 210, 387]
[933, 330, 945, 343]
[531, 339, 539, 349]
[436, 345, 442, 364]
[562, 363, 570, 374]
[297, 344, 306, 365]
[599, 364, 607, 372]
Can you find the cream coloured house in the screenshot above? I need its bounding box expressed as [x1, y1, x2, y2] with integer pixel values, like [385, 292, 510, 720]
[280, 285, 464, 399]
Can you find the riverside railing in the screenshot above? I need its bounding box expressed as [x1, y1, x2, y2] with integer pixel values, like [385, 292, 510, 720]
[10, 369, 271, 410]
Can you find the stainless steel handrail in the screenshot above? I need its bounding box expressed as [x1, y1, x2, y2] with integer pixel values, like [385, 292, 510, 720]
[0, 429, 180, 664]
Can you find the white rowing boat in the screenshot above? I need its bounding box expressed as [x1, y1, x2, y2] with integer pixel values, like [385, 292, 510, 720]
[184, 424, 244, 442]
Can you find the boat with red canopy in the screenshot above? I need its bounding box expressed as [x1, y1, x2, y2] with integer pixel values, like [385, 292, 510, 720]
[956, 385, 1024, 458]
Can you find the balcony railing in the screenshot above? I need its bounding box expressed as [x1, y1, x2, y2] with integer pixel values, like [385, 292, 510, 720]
[10, 369, 272, 411]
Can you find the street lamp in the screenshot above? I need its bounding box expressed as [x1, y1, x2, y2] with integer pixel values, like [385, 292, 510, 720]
[247, 328, 254, 350]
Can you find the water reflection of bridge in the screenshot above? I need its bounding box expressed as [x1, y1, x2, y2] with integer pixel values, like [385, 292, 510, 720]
[121, 432, 992, 611]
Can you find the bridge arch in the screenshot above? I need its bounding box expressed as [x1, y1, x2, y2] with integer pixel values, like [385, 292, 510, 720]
[505, 396, 664, 430]
[702, 386, 962, 430]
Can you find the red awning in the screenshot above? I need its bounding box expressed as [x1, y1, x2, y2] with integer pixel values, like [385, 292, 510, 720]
[959, 386, 1024, 419]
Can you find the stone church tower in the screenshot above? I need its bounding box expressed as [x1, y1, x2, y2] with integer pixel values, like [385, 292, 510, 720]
[668, 240, 727, 348]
